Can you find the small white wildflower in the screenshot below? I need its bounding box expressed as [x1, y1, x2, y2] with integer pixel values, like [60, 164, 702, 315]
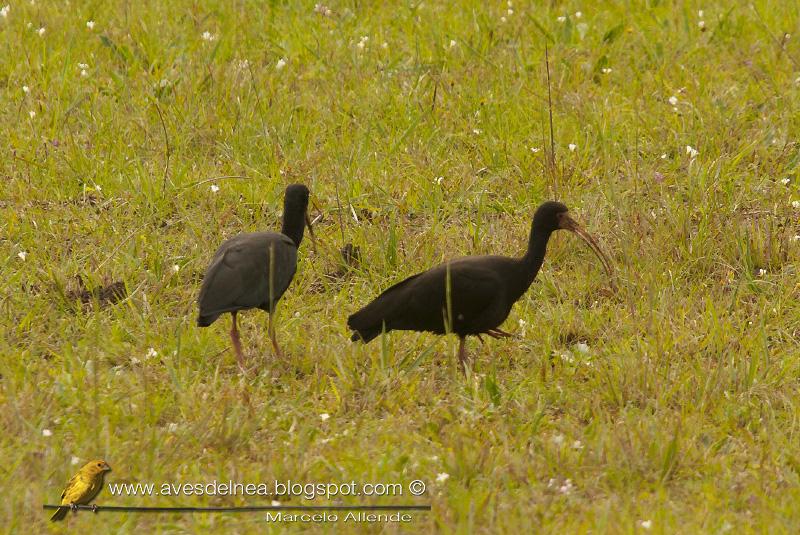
[70, 456, 81, 465]
[698, 10, 704, 17]
[686, 145, 699, 158]
[23, 85, 30, 93]
[0, 5, 9, 18]
[159, 78, 170, 88]
[28, 110, 36, 119]
[167, 422, 178, 432]
[473, 128, 482, 135]
[507, 8, 513, 15]
[320, 413, 330, 421]
[780, 177, 790, 185]
[575, 342, 590, 354]
[530, 147, 540, 153]
[18, 251, 28, 261]
[575, 11, 582, 18]
[271, 500, 281, 506]
[640, 520, 653, 530]
[313, 3, 332, 16]
[86, 20, 95, 30]
[557, 16, 566, 22]
[601, 67, 612, 74]
[791, 200, 800, 209]
[210, 184, 220, 193]
[757, 268, 766, 277]
[436, 472, 450, 483]
[500, 16, 507, 23]
[572, 440, 583, 450]
[568, 143, 577, 152]
[42, 429, 53, 437]
[661, 153, 667, 159]
[357, 35, 369, 49]
[559, 350, 575, 364]
[26, 22, 31, 28]
[577, 22, 589, 39]
[792, 235, 800, 242]
[172, 264, 180, 273]
[433, 176, 444, 185]
[668, 95, 678, 106]
[146, 347, 158, 359]
[552, 434, 565, 445]
[518, 319, 528, 336]
[276, 57, 287, 70]
[201, 31, 216, 42]
[293, 311, 300, 318]
[37, 26, 45, 36]
[449, 39, 457, 48]
[558, 479, 573, 494]
[78, 62, 89, 69]
[698, 20, 705, 29]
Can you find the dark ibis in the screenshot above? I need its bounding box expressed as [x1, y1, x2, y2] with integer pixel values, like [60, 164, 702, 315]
[347, 201, 612, 371]
[197, 184, 315, 368]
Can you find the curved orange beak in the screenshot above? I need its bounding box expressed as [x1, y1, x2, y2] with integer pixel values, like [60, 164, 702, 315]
[558, 213, 614, 283]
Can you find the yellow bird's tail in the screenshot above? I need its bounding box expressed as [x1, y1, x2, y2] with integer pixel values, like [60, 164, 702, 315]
[50, 506, 69, 522]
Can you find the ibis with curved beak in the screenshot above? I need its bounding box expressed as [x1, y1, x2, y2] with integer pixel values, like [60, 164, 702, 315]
[198, 184, 316, 368]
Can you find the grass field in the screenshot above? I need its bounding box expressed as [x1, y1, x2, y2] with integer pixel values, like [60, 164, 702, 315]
[3, 0, 800, 532]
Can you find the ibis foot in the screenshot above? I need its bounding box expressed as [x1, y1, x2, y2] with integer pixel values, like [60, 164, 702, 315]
[487, 328, 513, 339]
[268, 314, 284, 358]
[457, 337, 470, 375]
[230, 311, 245, 370]
[270, 337, 284, 358]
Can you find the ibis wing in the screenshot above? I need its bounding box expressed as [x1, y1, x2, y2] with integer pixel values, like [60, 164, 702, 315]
[407, 261, 506, 333]
[198, 233, 297, 318]
[348, 258, 506, 338]
[261, 235, 299, 310]
[346, 272, 423, 334]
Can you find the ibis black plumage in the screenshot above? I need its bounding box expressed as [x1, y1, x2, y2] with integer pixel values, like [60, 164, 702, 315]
[197, 184, 315, 368]
[347, 201, 612, 371]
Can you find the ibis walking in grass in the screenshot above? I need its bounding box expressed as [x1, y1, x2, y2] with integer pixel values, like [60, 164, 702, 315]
[197, 184, 315, 368]
[347, 201, 612, 371]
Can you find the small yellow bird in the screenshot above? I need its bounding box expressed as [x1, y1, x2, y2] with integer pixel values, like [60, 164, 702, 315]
[50, 459, 112, 522]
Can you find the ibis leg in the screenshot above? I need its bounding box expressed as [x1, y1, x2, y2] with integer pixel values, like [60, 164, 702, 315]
[487, 328, 513, 339]
[457, 337, 469, 374]
[230, 311, 244, 369]
[268, 313, 283, 357]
